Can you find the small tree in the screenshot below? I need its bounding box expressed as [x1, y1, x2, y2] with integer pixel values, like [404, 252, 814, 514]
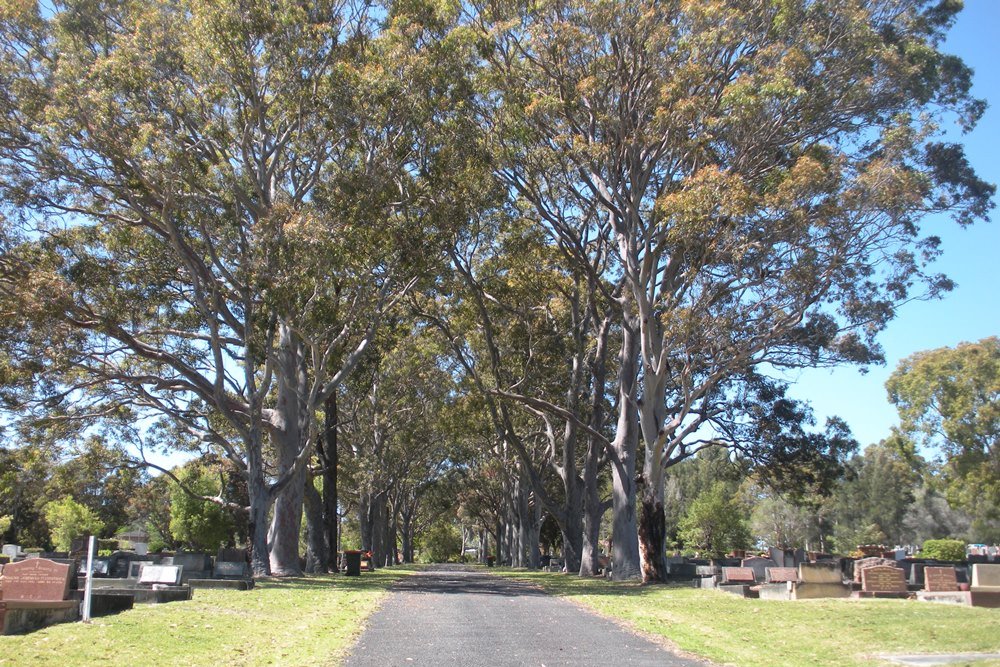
[168, 464, 236, 552]
[678, 483, 752, 558]
[42, 497, 104, 551]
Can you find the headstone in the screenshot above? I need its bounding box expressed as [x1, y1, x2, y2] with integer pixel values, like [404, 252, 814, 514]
[695, 565, 720, 577]
[217, 547, 248, 564]
[138, 565, 183, 586]
[799, 562, 843, 584]
[90, 558, 111, 577]
[971, 563, 1000, 589]
[1, 545, 21, 560]
[127, 561, 155, 579]
[861, 565, 907, 594]
[0, 558, 72, 601]
[766, 567, 798, 583]
[924, 567, 959, 592]
[213, 561, 250, 579]
[853, 557, 897, 582]
[741, 557, 776, 582]
[793, 548, 807, 565]
[666, 562, 696, 580]
[172, 553, 212, 573]
[721, 567, 755, 584]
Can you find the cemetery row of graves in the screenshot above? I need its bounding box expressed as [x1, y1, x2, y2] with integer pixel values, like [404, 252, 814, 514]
[2, 537, 999, 636]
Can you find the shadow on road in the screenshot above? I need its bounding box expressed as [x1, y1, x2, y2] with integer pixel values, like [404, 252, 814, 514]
[390, 565, 547, 598]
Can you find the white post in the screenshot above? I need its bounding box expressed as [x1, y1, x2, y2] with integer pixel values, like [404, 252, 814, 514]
[82, 535, 96, 623]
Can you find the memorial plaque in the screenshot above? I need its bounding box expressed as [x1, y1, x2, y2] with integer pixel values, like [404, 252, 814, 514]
[128, 561, 155, 579]
[924, 567, 959, 592]
[741, 557, 776, 582]
[173, 553, 212, 572]
[214, 561, 249, 578]
[0, 558, 72, 601]
[722, 567, 755, 583]
[138, 565, 183, 586]
[861, 565, 906, 593]
[217, 548, 248, 564]
[799, 562, 843, 584]
[971, 564, 1000, 590]
[766, 567, 798, 583]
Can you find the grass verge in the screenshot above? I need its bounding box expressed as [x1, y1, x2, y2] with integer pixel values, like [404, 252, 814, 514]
[0, 567, 413, 666]
[491, 568, 1000, 667]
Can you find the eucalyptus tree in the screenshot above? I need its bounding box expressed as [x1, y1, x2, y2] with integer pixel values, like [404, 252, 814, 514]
[418, 212, 617, 574]
[888, 337, 1000, 540]
[472, 0, 993, 580]
[0, 0, 466, 575]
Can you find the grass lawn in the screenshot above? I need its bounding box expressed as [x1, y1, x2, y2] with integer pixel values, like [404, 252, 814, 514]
[0, 567, 412, 666]
[492, 569, 1000, 667]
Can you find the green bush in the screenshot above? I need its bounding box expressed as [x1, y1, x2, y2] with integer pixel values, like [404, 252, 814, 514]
[920, 538, 966, 561]
[42, 497, 104, 551]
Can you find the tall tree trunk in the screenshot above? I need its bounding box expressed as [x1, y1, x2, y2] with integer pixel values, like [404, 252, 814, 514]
[267, 322, 308, 576]
[400, 505, 414, 563]
[638, 486, 668, 582]
[580, 442, 606, 576]
[580, 314, 611, 576]
[246, 421, 271, 577]
[359, 494, 371, 551]
[318, 392, 339, 571]
[609, 321, 641, 580]
[370, 493, 387, 568]
[303, 477, 327, 573]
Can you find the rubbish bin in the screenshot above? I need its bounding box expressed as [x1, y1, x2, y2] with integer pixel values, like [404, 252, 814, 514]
[344, 550, 362, 576]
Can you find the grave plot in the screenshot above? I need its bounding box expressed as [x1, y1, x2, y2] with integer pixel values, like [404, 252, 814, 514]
[856, 565, 910, 599]
[970, 564, 1000, 608]
[916, 566, 972, 606]
[0, 558, 79, 635]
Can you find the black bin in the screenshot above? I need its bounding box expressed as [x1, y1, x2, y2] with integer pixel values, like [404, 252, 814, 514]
[344, 550, 362, 576]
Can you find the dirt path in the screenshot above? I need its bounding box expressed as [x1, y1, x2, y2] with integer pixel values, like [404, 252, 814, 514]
[344, 564, 706, 666]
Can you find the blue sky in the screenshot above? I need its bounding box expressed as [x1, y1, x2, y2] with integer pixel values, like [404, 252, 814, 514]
[787, 0, 1000, 451]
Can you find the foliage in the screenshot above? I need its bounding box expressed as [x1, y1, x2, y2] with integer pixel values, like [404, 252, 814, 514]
[417, 520, 463, 563]
[42, 497, 104, 551]
[677, 483, 752, 557]
[887, 337, 1000, 541]
[0, 514, 11, 536]
[920, 538, 966, 562]
[168, 462, 237, 552]
[827, 435, 922, 549]
[477, 0, 994, 582]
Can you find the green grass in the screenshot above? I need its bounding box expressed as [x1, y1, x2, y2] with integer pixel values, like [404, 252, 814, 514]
[491, 568, 1000, 667]
[0, 567, 412, 666]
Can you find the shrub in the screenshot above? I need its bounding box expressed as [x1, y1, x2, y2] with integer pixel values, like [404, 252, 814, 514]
[42, 497, 104, 551]
[920, 538, 966, 562]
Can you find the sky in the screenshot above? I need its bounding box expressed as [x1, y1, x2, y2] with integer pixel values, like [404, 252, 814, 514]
[786, 0, 1000, 451]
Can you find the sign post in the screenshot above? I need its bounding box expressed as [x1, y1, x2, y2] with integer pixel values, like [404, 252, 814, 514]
[82, 535, 95, 622]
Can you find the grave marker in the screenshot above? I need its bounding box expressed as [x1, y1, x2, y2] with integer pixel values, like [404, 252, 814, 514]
[924, 567, 959, 593]
[861, 565, 907, 594]
[0, 558, 72, 601]
[721, 567, 755, 584]
[766, 567, 798, 583]
[138, 565, 183, 586]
